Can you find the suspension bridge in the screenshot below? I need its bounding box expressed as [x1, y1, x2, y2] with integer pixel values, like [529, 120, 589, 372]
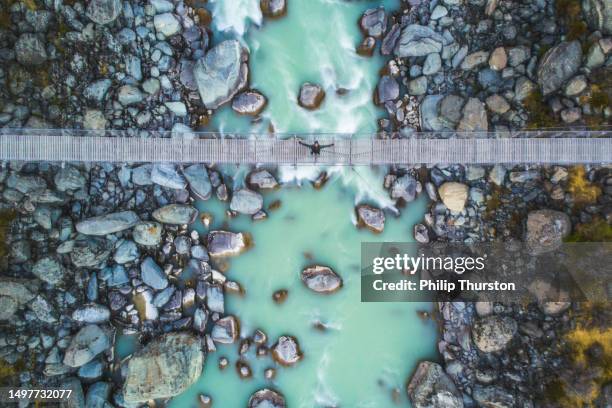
[0, 128, 610, 165]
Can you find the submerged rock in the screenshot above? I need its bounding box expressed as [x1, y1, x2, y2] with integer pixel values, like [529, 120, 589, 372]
[64, 325, 111, 367]
[407, 361, 463, 408]
[271, 335, 302, 366]
[153, 204, 198, 224]
[230, 189, 264, 215]
[525, 209, 571, 255]
[472, 316, 517, 353]
[301, 265, 342, 293]
[76, 211, 140, 236]
[298, 82, 325, 110]
[248, 388, 286, 408]
[194, 40, 249, 109]
[232, 91, 268, 115]
[260, 0, 287, 18]
[123, 333, 204, 403]
[537, 41, 582, 95]
[207, 230, 248, 257]
[356, 204, 385, 233]
[211, 315, 239, 344]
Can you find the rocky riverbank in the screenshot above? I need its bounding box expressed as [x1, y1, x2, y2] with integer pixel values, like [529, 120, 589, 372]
[357, 0, 611, 406]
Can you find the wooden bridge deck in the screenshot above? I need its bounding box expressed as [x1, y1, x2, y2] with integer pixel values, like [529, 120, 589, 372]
[0, 129, 610, 165]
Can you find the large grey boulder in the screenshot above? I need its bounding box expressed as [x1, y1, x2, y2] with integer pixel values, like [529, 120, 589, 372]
[15, 33, 47, 66]
[391, 175, 420, 202]
[377, 75, 399, 104]
[70, 237, 112, 268]
[140, 257, 168, 290]
[472, 385, 515, 408]
[123, 333, 204, 403]
[32, 256, 66, 285]
[151, 164, 186, 189]
[472, 316, 517, 353]
[194, 40, 248, 109]
[232, 91, 267, 115]
[247, 169, 278, 190]
[457, 98, 488, 132]
[207, 230, 248, 257]
[298, 82, 326, 110]
[183, 165, 212, 200]
[356, 204, 385, 233]
[525, 209, 571, 255]
[76, 211, 140, 236]
[271, 335, 303, 366]
[153, 13, 181, 37]
[55, 166, 86, 191]
[360, 7, 387, 38]
[63, 325, 111, 367]
[153, 204, 198, 224]
[407, 361, 463, 408]
[395, 25, 443, 57]
[86, 0, 122, 25]
[582, 0, 612, 34]
[230, 189, 264, 215]
[211, 315, 239, 343]
[537, 41, 582, 95]
[249, 389, 286, 408]
[72, 304, 110, 324]
[420, 95, 451, 131]
[133, 222, 163, 246]
[301, 265, 342, 293]
[260, 0, 287, 18]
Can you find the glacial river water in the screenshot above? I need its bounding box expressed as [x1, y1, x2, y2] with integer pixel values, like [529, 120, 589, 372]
[123, 0, 437, 406]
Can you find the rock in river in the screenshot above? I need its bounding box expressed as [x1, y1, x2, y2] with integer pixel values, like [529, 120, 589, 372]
[407, 361, 463, 408]
[63, 325, 110, 367]
[232, 90, 267, 115]
[298, 82, 325, 110]
[260, 0, 287, 18]
[123, 333, 204, 403]
[525, 209, 571, 255]
[249, 389, 286, 408]
[230, 189, 264, 215]
[356, 204, 385, 233]
[301, 265, 342, 293]
[76, 211, 140, 236]
[194, 40, 248, 109]
[86, 0, 122, 24]
[360, 7, 387, 38]
[472, 316, 517, 353]
[247, 169, 279, 190]
[153, 204, 198, 225]
[537, 41, 582, 95]
[207, 230, 248, 257]
[271, 335, 302, 366]
[211, 315, 239, 344]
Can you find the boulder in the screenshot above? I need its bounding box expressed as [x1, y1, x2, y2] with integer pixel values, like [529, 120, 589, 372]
[298, 82, 325, 110]
[377, 75, 399, 104]
[63, 325, 111, 367]
[271, 335, 302, 366]
[0, 297, 18, 320]
[83, 109, 107, 130]
[472, 316, 517, 353]
[70, 237, 112, 268]
[133, 222, 163, 246]
[356, 204, 385, 233]
[407, 361, 463, 408]
[391, 175, 419, 202]
[32, 256, 65, 285]
[183, 165, 212, 200]
[211, 315, 239, 344]
[537, 41, 582, 95]
[301, 265, 342, 293]
[86, 0, 122, 24]
[420, 95, 449, 131]
[123, 333, 204, 403]
[140, 257, 168, 290]
[395, 25, 443, 57]
[260, 0, 287, 18]
[439, 95, 466, 124]
[247, 169, 279, 190]
[153, 204, 198, 224]
[55, 166, 86, 191]
[457, 98, 488, 132]
[151, 164, 187, 189]
[460, 51, 489, 70]
[525, 209, 571, 254]
[230, 189, 264, 215]
[357, 36, 376, 57]
[438, 182, 468, 213]
[582, 0, 612, 34]
[72, 304, 110, 324]
[194, 40, 248, 109]
[119, 85, 144, 106]
[153, 13, 181, 37]
[76, 211, 140, 236]
[360, 7, 387, 38]
[232, 90, 267, 115]
[472, 385, 515, 408]
[0, 278, 37, 305]
[207, 230, 248, 257]
[15, 33, 47, 66]
[249, 389, 286, 408]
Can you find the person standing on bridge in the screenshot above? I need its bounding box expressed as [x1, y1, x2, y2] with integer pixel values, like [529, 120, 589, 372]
[299, 140, 334, 156]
